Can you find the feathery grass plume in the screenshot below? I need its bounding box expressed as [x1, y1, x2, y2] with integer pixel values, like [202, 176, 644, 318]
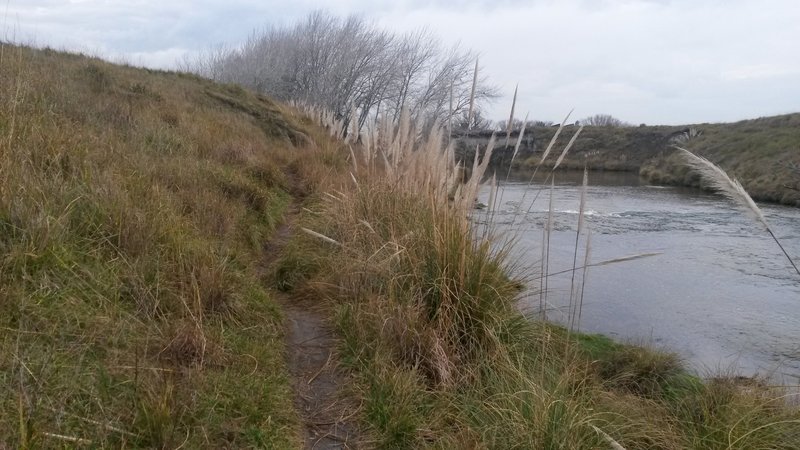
[591, 425, 627, 450]
[459, 133, 496, 211]
[518, 122, 584, 222]
[489, 172, 498, 210]
[510, 110, 575, 229]
[541, 109, 573, 165]
[42, 432, 93, 445]
[511, 112, 529, 168]
[324, 192, 343, 202]
[370, 119, 381, 170]
[553, 125, 584, 170]
[391, 108, 413, 173]
[361, 129, 372, 170]
[495, 112, 531, 216]
[448, 79, 454, 144]
[484, 173, 498, 238]
[678, 147, 800, 277]
[301, 228, 341, 246]
[335, 117, 345, 140]
[345, 106, 358, 144]
[380, 149, 392, 177]
[505, 84, 518, 146]
[358, 220, 376, 234]
[678, 148, 768, 224]
[467, 57, 479, 129]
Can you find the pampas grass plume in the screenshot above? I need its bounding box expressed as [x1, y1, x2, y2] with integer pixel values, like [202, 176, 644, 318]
[678, 147, 799, 277]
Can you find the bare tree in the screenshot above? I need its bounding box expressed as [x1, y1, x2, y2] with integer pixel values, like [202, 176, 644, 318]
[188, 11, 497, 131]
[496, 118, 525, 132]
[385, 29, 437, 121]
[580, 114, 630, 127]
[454, 108, 493, 131]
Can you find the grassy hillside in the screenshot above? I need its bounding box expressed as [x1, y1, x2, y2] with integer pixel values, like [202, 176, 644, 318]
[641, 114, 800, 205]
[460, 124, 680, 172]
[497, 115, 800, 206]
[0, 44, 324, 447]
[2, 44, 798, 449]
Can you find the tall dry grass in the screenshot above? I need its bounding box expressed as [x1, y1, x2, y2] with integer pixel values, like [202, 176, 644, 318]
[281, 97, 800, 448]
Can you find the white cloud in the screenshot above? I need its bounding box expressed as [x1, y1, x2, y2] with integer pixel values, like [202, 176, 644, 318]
[721, 64, 799, 81]
[370, 0, 800, 124]
[3, 0, 799, 124]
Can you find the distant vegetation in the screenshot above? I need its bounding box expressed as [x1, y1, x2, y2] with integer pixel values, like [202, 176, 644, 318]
[641, 114, 800, 205]
[471, 114, 800, 206]
[187, 11, 498, 132]
[579, 113, 632, 127]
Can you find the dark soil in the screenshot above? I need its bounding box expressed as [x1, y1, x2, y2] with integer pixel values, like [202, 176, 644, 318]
[262, 205, 359, 449]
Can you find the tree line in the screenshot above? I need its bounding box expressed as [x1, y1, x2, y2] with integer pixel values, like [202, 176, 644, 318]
[186, 11, 498, 133]
[185, 11, 634, 134]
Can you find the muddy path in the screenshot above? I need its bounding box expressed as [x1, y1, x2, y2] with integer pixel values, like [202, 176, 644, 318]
[262, 202, 360, 449]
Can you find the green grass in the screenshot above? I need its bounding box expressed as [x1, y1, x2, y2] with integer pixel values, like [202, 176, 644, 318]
[0, 44, 307, 447]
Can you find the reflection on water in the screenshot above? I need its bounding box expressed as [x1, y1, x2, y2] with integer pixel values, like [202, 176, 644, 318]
[479, 171, 800, 382]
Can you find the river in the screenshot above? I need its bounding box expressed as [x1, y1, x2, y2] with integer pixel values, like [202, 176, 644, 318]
[478, 171, 800, 383]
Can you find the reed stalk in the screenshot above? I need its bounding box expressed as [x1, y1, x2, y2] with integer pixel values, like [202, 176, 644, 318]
[504, 84, 518, 146]
[679, 147, 800, 278]
[467, 58, 478, 129]
[509, 110, 572, 229]
[568, 167, 588, 331]
[576, 229, 592, 330]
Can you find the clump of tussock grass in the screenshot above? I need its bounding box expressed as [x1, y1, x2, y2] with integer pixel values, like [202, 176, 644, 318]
[286, 94, 800, 448]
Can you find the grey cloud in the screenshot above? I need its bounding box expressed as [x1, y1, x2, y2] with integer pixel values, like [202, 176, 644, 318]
[4, 0, 798, 124]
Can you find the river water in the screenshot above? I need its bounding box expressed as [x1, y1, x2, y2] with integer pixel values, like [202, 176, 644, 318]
[478, 171, 800, 383]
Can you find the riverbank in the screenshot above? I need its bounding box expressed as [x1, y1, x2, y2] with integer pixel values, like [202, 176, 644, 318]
[2, 44, 798, 448]
[488, 173, 800, 382]
[457, 114, 800, 206]
[283, 106, 800, 447]
[639, 114, 800, 206]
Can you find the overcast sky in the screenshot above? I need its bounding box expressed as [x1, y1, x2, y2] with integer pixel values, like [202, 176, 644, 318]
[4, 0, 799, 125]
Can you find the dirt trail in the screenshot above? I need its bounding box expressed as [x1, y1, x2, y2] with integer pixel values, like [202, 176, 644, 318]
[262, 204, 359, 449]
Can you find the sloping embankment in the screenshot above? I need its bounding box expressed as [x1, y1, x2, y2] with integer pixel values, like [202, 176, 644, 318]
[455, 114, 800, 206]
